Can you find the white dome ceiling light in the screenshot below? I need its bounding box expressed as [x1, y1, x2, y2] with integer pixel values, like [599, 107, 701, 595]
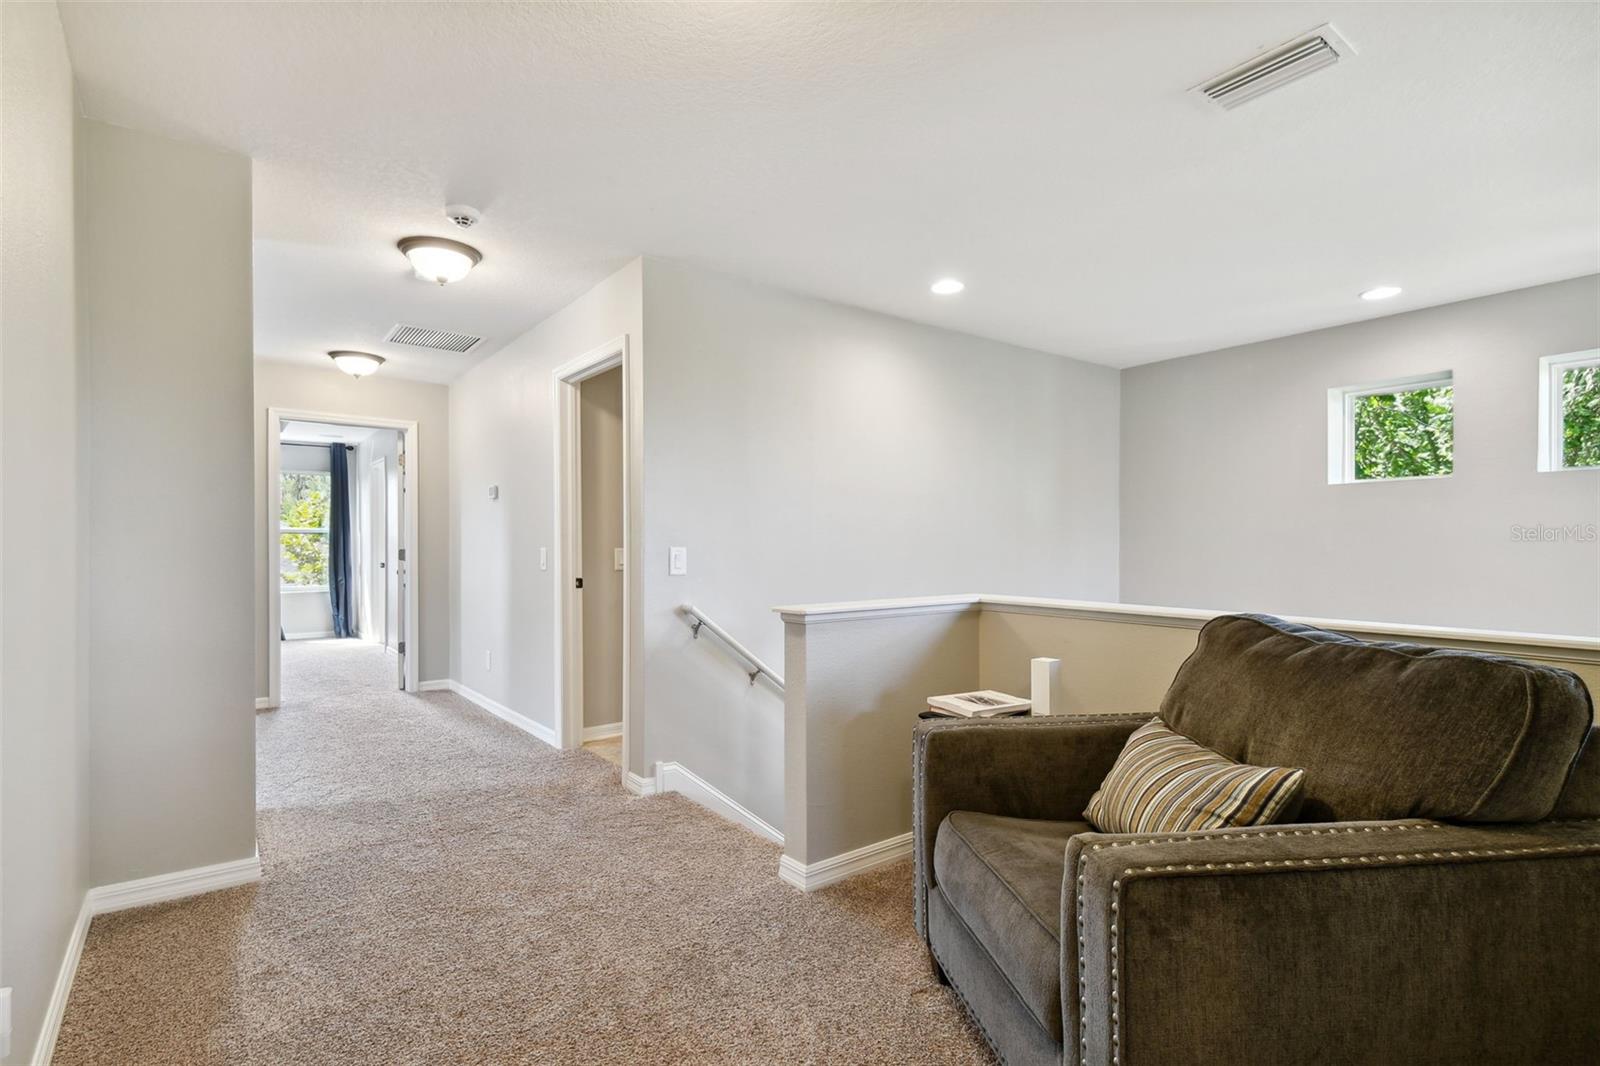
[398, 235, 482, 285]
[1360, 285, 1403, 301]
[930, 277, 965, 296]
[329, 350, 386, 378]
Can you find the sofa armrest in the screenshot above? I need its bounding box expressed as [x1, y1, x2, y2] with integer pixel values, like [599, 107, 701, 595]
[912, 713, 1148, 939]
[1064, 818, 1600, 1066]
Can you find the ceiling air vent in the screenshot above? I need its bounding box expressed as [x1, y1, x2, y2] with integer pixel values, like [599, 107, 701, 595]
[384, 323, 483, 353]
[1195, 24, 1355, 110]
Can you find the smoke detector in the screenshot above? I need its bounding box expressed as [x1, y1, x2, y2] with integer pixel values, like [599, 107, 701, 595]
[444, 204, 482, 229]
[1194, 24, 1356, 110]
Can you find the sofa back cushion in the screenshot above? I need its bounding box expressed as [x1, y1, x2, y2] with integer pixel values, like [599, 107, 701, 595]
[1159, 614, 1593, 824]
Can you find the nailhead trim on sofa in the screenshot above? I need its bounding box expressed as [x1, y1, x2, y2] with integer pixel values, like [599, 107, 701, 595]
[1073, 822, 1600, 1066]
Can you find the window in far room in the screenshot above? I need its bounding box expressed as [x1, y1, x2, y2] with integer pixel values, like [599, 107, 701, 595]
[1327, 372, 1454, 484]
[280, 470, 331, 588]
[1538, 350, 1600, 471]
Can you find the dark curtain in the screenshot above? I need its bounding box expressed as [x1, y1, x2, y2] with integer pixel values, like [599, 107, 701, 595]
[328, 444, 355, 637]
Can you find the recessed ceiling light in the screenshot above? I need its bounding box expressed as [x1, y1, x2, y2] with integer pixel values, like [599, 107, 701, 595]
[1359, 285, 1402, 302]
[398, 236, 482, 285]
[329, 350, 385, 378]
[931, 278, 965, 296]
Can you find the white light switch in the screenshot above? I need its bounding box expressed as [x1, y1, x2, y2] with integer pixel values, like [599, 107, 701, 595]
[539, 547, 548, 571]
[487, 484, 499, 500]
[668, 546, 688, 576]
[485, 650, 492, 671]
[614, 547, 625, 571]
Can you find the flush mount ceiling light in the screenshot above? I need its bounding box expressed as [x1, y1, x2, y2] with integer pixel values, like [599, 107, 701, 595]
[930, 278, 965, 296]
[398, 235, 482, 285]
[1360, 285, 1403, 302]
[329, 350, 385, 378]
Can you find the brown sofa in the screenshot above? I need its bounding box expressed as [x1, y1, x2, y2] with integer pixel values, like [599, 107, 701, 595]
[913, 614, 1600, 1066]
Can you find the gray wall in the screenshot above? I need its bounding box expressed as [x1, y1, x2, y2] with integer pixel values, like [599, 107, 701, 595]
[640, 258, 1122, 830]
[449, 259, 643, 723]
[580, 367, 625, 729]
[253, 362, 450, 694]
[0, 4, 89, 1059]
[82, 120, 258, 884]
[1120, 276, 1600, 637]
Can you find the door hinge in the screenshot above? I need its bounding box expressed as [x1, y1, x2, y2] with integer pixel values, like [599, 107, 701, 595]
[398, 548, 406, 561]
[575, 577, 584, 589]
[398, 641, 406, 654]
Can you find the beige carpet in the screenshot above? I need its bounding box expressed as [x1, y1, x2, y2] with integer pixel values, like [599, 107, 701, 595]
[55, 639, 992, 1065]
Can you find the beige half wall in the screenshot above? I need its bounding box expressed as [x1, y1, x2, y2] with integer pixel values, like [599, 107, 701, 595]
[776, 595, 1600, 887]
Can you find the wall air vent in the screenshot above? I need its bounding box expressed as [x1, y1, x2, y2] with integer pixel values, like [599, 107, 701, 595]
[384, 323, 483, 353]
[1195, 24, 1355, 110]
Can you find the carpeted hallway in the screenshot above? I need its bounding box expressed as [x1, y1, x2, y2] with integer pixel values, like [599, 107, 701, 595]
[54, 639, 992, 1065]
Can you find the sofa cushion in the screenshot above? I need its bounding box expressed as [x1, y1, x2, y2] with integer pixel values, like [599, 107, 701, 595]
[1084, 718, 1305, 833]
[933, 811, 1085, 1039]
[1160, 614, 1593, 824]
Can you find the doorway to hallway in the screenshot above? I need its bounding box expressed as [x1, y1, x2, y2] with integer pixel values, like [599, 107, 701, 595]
[265, 409, 419, 707]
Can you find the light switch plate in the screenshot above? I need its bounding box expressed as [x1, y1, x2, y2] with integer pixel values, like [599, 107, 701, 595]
[485, 650, 492, 672]
[614, 547, 625, 571]
[668, 546, 688, 576]
[539, 547, 548, 571]
[487, 484, 499, 500]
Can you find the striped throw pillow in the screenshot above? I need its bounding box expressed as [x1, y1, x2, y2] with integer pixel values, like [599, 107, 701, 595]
[1084, 718, 1305, 834]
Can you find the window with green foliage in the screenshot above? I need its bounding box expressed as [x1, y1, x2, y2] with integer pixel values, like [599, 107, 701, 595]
[1351, 382, 1454, 480]
[280, 471, 331, 587]
[1555, 359, 1599, 470]
[1329, 373, 1454, 484]
[1539, 351, 1600, 472]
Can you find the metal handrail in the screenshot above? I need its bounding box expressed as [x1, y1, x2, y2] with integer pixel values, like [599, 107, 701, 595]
[679, 604, 784, 691]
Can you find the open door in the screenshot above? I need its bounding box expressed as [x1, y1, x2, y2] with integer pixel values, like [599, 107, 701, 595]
[395, 430, 408, 690]
[365, 455, 388, 648]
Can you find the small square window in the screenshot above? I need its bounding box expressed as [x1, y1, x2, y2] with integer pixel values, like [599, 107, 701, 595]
[1538, 350, 1600, 472]
[1326, 372, 1454, 484]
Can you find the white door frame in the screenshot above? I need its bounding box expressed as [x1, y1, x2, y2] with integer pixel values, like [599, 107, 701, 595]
[266, 408, 420, 707]
[552, 335, 636, 761]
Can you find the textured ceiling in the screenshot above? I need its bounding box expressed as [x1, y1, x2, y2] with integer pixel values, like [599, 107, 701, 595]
[57, 2, 1600, 381]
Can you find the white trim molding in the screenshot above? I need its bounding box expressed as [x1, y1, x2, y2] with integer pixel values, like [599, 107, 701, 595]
[31, 899, 91, 1066]
[653, 762, 783, 844]
[421, 678, 558, 748]
[623, 771, 657, 797]
[582, 722, 623, 743]
[87, 855, 263, 915]
[778, 833, 914, 893]
[33, 856, 263, 1064]
[254, 696, 273, 710]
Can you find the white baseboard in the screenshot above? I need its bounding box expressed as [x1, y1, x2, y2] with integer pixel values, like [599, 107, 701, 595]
[31, 898, 91, 1066]
[778, 832, 913, 892]
[582, 722, 622, 743]
[254, 696, 273, 710]
[623, 771, 657, 796]
[422, 678, 558, 748]
[282, 630, 336, 641]
[654, 761, 783, 845]
[87, 854, 263, 915]
[34, 854, 262, 1063]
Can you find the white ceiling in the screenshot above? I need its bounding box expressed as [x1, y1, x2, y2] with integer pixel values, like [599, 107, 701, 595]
[58, 2, 1599, 382]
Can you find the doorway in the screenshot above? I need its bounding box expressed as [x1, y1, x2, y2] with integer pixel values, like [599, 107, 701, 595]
[266, 408, 419, 707]
[553, 336, 634, 769]
[577, 367, 624, 763]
